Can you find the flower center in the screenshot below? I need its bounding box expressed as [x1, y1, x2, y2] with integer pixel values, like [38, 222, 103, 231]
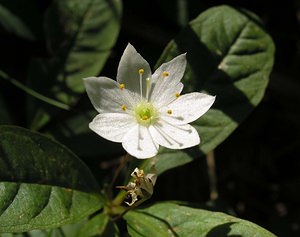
[134, 101, 158, 126]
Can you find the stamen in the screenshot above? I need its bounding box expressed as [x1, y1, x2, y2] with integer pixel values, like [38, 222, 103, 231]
[162, 71, 169, 77]
[121, 105, 127, 111]
[146, 77, 151, 101]
[167, 109, 172, 115]
[175, 92, 180, 98]
[120, 83, 125, 90]
[138, 68, 144, 99]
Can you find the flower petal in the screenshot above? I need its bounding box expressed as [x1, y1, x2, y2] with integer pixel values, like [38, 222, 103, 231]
[160, 92, 216, 125]
[84, 76, 137, 113]
[149, 120, 200, 149]
[117, 43, 151, 96]
[152, 82, 183, 108]
[122, 125, 159, 159]
[89, 113, 135, 142]
[149, 53, 186, 106]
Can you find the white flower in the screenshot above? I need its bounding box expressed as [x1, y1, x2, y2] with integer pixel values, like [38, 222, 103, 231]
[84, 43, 215, 159]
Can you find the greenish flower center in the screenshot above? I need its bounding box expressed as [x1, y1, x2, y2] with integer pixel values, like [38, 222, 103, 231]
[134, 101, 158, 126]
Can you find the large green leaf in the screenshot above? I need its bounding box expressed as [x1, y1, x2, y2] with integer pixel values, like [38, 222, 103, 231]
[0, 230, 46, 237]
[4, 215, 120, 237]
[0, 219, 86, 237]
[44, 0, 122, 101]
[124, 202, 276, 237]
[4, 213, 120, 237]
[0, 125, 103, 233]
[27, 0, 122, 130]
[140, 5, 275, 175]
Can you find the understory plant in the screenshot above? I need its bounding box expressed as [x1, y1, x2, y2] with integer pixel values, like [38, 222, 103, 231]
[0, 1, 276, 236]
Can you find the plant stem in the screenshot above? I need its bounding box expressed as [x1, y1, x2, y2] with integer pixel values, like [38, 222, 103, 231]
[177, 0, 189, 27]
[206, 150, 218, 200]
[0, 70, 70, 110]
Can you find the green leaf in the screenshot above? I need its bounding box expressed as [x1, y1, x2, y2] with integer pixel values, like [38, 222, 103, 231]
[0, 125, 103, 233]
[10, 215, 120, 237]
[0, 219, 86, 237]
[77, 212, 119, 237]
[44, 0, 122, 100]
[48, 220, 87, 237]
[0, 4, 35, 40]
[26, 0, 122, 130]
[141, 5, 275, 175]
[124, 202, 277, 237]
[0, 229, 47, 237]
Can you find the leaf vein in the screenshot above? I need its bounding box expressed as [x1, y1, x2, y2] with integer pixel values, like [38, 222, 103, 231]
[223, 21, 249, 59]
[31, 186, 52, 220]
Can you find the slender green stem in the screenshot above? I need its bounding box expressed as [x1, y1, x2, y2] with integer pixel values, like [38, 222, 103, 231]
[0, 70, 70, 110]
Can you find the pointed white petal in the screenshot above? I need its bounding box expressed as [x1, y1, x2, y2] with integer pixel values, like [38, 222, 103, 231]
[160, 92, 216, 125]
[89, 113, 135, 142]
[152, 82, 183, 108]
[149, 120, 200, 149]
[149, 54, 186, 105]
[117, 43, 151, 96]
[84, 76, 137, 113]
[122, 125, 159, 159]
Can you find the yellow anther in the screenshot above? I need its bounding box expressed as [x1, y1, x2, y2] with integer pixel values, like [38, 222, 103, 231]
[139, 69, 144, 74]
[142, 115, 149, 120]
[120, 83, 125, 90]
[121, 105, 127, 111]
[167, 109, 172, 115]
[162, 71, 169, 77]
[175, 92, 180, 98]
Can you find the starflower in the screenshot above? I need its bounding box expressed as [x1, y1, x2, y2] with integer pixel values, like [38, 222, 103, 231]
[84, 43, 215, 159]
